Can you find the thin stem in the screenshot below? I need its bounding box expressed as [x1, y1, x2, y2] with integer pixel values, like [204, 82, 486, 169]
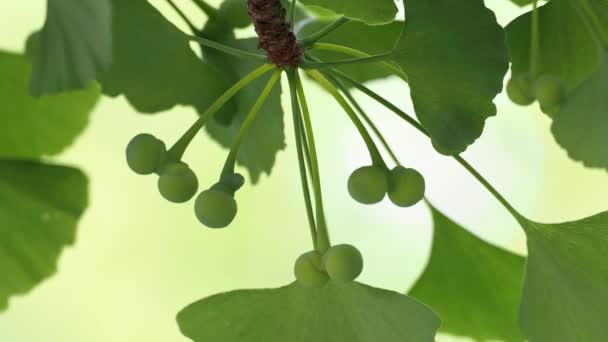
[287, 70, 318, 250]
[187, 35, 268, 61]
[165, 0, 200, 34]
[530, 0, 540, 77]
[331, 75, 401, 165]
[307, 70, 387, 168]
[191, 0, 218, 18]
[289, 0, 297, 30]
[331, 68, 525, 220]
[222, 70, 282, 176]
[311, 43, 407, 80]
[299, 16, 349, 47]
[301, 53, 392, 70]
[575, 0, 608, 48]
[295, 73, 331, 253]
[168, 64, 275, 161]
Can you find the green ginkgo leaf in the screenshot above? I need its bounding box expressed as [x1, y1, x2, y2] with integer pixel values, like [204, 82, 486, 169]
[177, 281, 440, 342]
[551, 57, 608, 169]
[99, 0, 230, 114]
[29, 0, 112, 96]
[0, 51, 99, 159]
[390, 0, 509, 155]
[506, 0, 603, 91]
[518, 212, 608, 341]
[298, 0, 398, 25]
[408, 204, 525, 342]
[0, 160, 88, 311]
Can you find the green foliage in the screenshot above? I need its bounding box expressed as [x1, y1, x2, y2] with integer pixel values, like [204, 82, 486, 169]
[0, 160, 88, 311]
[322, 244, 363, 282]
[177, 281, 441, 342]
[0, 51, 98, 158]
[387, 166, 425, 208]
[506, 0, 603, 91]
[389, 0, 509, 155]
[194, 189, 238, 228]
[298, 0, 397, 25]
[99, 0, 231, 114]
[347, 165, 388, 204]
[551, 57, 608, 172]
[518, 212, 608, 342]
[408, 205, 525, 342]
[125, 134, 167, 175]
[158, 163, 199, 203]
[294, 251, 329, 288]
[29, 0, 112, 96]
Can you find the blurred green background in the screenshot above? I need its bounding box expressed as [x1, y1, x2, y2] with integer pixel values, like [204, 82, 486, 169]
[1, 1, 607, 341]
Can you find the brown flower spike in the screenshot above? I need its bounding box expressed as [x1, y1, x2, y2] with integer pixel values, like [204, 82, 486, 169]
[248, 0, 302, 67]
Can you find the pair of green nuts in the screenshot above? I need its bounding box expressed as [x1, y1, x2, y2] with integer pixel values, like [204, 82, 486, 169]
[126, 134, 240, 229]
[507, 73, 566, 115]
[348, 165, 426, 207]
[294, 244, 364, 288]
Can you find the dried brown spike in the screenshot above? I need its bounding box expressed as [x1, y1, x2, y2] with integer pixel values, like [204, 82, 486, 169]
[248, 0, 302, 67]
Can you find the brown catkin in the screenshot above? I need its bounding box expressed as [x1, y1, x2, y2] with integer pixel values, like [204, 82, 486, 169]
[247, 0, 302, 67]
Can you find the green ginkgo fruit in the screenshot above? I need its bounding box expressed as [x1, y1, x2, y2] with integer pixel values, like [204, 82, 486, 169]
[158, 162, 199, 203]
[506, 73, 535, 106]
[535, 74, 566, 110]
[348, 166, 388, 204]
[126, 134, 167, 175]
[388, 166, 425, 207]
[323, 244, 363, 282]
[194, 189, 238, 228]
[294, 251, 329, 288]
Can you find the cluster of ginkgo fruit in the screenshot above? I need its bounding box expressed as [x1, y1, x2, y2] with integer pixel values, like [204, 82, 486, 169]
[507, 73, 566, 115]
[125, 133, 243, 228]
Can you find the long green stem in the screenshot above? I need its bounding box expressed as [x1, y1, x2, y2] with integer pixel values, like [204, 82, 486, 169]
[301, 53, 392, 70]
[187, 35, 268, 60]
[222, 70, 282, 176]
[165, 0, 200, 34]
[331, 68, 525, 220]
[287, 70, 318, 250]
[530, 0, 541, 77]
[311, 43, 407, 80]
[289, 0, 297, 30]
[167, 64, 275, 161]
[330, 75, 401, 165]
[299, 17, 349, 47]
[307, 70, 387, 168]
[295, 73, 331, 253]
[191, 0, 218, 18]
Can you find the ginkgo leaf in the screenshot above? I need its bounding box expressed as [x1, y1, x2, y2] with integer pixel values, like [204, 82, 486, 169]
[408, 204, 525, 342]
[518, 212, 608, 341]
[390, 0, 509, 155]
[0, 160, 88, 311]
[298, 0, 398, 25]
[299, 19, 403, 85]
[551, 57, 608, 169]
[177, 281, 441, 342]
[506, 0, 603, 91]
[99, 0, 230, 114]
[0, 51, 99, 159]
[29, 0, 112, 96]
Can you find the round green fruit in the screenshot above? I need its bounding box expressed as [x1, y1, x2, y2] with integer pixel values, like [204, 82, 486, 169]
[294, 251, 329, 288]
[126, 134, 167, 175]
[323, 244, 363, 282]
[535, 74, 566, 109]
[388, 166, 425, 207]
[194, 189, 238, 228]
[158, 163, 198, 203]
[347, 166, 388, 204]
[506, 73, 535, 106]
